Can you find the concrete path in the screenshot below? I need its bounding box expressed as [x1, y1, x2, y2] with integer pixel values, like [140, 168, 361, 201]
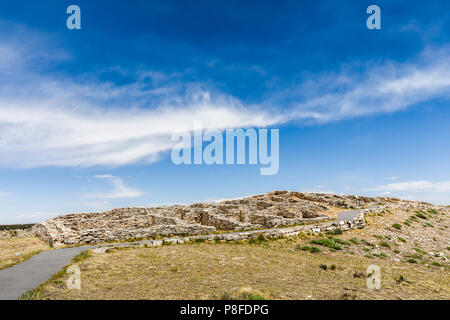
[0, 209, 365, 300]
[0, 245, 96, 300]
[336, 209, 361, 222]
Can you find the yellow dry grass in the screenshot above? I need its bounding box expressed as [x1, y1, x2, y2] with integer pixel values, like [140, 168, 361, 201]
[0, 230, 51, 270]
[33, 238, 449, 300]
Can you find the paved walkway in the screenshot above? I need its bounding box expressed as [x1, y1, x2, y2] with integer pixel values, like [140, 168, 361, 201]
[0, 210, 364, 300]
[0, 246, 96, 300]
[336, 209, 360, 222]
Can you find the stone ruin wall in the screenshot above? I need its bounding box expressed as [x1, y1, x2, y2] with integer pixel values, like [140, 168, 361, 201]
[32, 190, 435, 247]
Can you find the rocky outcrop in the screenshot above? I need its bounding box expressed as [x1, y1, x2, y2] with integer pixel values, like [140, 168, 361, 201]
[32, 191, 435, 247]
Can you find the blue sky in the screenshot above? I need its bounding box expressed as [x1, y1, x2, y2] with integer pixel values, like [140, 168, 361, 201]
[0, 0, 449, 223]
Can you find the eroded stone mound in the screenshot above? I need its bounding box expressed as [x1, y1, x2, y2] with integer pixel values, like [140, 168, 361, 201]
[32, 191, 433, 246]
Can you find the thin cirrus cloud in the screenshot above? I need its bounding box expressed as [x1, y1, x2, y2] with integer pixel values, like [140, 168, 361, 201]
[286, 47, 450, 123]
[1, 27, 450, 169]
[371, 180, 450, 193]
[87, 175, 143, 199]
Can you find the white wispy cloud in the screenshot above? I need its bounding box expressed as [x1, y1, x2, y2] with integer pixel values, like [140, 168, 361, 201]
[88, 175, 143, 199]
[371, 180, 450, 193]
[286, 47, 450, 122]
[1, 25, 450, 170]
[0, 53, 281, 168]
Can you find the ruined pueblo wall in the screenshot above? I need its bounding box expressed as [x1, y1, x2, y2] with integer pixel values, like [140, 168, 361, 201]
[32, 191, 434, 247]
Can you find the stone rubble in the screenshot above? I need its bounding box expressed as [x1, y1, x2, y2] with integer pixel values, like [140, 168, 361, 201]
[32, 190, 435, 247]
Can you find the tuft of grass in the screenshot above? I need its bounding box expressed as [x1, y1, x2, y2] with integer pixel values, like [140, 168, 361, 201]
[427, 209, 438, 214]
[319, 264, 328, 270]
[296, 245, 320, 253]
[415, 213, 428, 220]
[396, 275, 407, 284]
[349, 238, 359, 245]
[392, 223, 402, 230]
[72, 250, 91, 263]
[18, 288, 41, 300]
[431, 262, 445, 267]
[219, 287, 268, 300]
[407, 258, 417, 264]
[373, 252, 387, 259]
[248, 234, 267, 245]
[397, 237, 406, 243]
[406, 253, 423, 259]
[331, 228, 342, 235]
[413, 248, 427, 255]
[380, 241, 391, 249]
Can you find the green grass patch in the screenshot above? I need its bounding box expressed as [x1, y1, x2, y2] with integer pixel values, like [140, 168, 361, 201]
[406, 253, 423, 259]
[415, 213, 428, 220]
[380, 241, 391, 249]
[413, 248, 427, 255]
[310, 236, 352, 251]
[296, 245, 320, 253]
[392, 223, 402, 230]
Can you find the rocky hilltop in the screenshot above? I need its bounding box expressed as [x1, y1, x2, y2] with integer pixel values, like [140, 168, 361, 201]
[32, 191, 434, 247]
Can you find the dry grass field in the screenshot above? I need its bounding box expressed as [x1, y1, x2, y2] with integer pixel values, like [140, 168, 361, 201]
[0, 229, 51, 270]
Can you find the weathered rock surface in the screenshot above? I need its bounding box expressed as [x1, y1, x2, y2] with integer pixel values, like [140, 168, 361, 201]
[32, 191, 435, 246]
